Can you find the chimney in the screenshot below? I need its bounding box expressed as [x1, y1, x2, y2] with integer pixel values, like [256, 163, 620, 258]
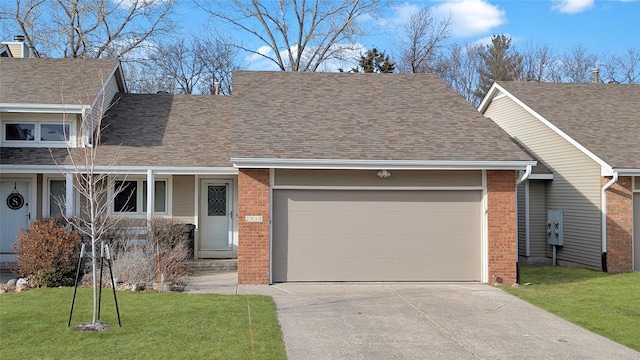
[592, 68, 599, 84]
[213, 81, 221, 96]
[14, 35, 25, 42]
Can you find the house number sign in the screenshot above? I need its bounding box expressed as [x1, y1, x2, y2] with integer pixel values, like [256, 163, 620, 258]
[7, 192, 25, 210]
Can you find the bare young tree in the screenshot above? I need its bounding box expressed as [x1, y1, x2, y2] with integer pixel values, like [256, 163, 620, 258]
[197, 0, 384, 71]
[52, 75, 127, 326]
[396, 7, 451, 74]
[4, 0, 176, 59]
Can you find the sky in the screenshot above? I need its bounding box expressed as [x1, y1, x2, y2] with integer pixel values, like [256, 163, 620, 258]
[177, 0, 640, 71]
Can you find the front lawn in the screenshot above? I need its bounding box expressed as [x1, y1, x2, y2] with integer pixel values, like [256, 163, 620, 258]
[503, 266, 640, 351]
[0, 288, 286, 359]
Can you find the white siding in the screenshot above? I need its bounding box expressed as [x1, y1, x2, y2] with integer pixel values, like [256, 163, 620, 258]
[85, 72, 121, 141]
[485, 96, 602, 268]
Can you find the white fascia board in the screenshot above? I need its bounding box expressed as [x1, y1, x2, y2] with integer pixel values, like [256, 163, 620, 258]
[0, 103, 89, 113]
[481, 83, 614, 175]
[606, 168, 640, 177]
[231, 158, 536, 170]
[529, 173, 554, 180]
[0, 164, 238, 175]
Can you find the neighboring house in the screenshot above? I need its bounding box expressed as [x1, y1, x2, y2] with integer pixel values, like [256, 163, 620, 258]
[1, 58, 536, 285]
[480, 81, 640, 273]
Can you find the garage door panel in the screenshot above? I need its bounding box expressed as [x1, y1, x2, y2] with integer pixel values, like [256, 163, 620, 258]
[273, 190, 481, 282]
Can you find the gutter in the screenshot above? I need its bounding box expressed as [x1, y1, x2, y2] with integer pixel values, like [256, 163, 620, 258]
[515, 165, 532, 185]
[600, 172, 619, 272]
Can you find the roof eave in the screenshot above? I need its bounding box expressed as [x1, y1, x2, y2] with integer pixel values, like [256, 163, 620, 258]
[231, 158, 536, 170]
[0, 103, 89, 113]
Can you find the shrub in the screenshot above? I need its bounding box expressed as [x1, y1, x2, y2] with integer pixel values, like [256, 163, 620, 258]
[13, 218, 81, 287]
[105, 218, 191, 290]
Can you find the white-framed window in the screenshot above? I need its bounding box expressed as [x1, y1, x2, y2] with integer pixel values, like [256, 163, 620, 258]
[112, 177, 170, 216]
[2, 119, 76, 147]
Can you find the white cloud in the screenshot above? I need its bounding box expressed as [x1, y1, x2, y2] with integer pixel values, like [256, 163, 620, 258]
[551, 0, 594, 14]
[432, 0, 506, 37]
[245, 46, 281, 71]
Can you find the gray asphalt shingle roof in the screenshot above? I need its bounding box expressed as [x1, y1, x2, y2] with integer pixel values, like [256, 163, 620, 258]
[231, 71, 531, 162]
[0, 58, 120, 105]
[496, 81, 640, 170]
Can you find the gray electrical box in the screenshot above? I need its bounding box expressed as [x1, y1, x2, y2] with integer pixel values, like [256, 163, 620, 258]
[547, 210, 564, 246]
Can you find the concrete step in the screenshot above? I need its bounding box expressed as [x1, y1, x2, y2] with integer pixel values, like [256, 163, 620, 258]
[185, 259, 237, 272]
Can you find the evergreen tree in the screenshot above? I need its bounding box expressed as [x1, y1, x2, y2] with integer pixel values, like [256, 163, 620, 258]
[475, 35, 523, 99]
[344, 48, 396, 73]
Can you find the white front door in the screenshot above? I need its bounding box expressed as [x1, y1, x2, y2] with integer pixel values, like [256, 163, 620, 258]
[199, 181, 233, 258]
[1, 180, 31, 263]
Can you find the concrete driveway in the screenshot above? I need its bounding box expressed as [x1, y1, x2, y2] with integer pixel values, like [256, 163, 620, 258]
[185, 273, 639, 359]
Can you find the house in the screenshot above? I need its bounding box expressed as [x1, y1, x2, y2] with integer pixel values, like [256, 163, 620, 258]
[480, 81, 640, 273]
[1, 58, 536, 285]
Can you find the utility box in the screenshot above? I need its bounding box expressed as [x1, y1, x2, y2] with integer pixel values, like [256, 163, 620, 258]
[547, 210, 564, 246]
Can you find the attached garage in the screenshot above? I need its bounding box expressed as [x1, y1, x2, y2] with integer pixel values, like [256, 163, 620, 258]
[271, 170, 484, 282]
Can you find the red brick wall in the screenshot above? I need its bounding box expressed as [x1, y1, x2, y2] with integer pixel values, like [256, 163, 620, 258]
[603, 176, 633, 273]
[487, 170, 517, 284]
[237, 169, 271, 284]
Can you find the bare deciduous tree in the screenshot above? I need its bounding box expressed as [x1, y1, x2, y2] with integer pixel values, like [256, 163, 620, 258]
[53, 77, 128, 326]
[521, 42, 556, 82]
[196, 34, 244, 95]
[396, 7, 451, 74]
[197, 0, 384, 71]
[149, 38, 205, 95]
[440, 42, 484, 106]
[600, 47, 640, 84]
[3, 0, 176, 59]
[559, 44, 599, 83]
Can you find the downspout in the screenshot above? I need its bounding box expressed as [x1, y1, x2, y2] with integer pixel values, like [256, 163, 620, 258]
[514, 165, 532, 284]
[601, 172, 618, 272]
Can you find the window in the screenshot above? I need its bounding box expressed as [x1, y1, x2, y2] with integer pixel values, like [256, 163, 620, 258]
[49, 180, 66, 218]
[113, 179, 168, 215]
[3, 121, 74, 147]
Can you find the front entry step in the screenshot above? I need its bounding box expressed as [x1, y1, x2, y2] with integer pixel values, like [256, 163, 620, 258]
[186, 259, 237, 272]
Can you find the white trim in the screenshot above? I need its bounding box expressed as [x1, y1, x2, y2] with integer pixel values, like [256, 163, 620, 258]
[525, 181, 531, 257]
[479, 83, 614, 174]
[232, 158, 535, 170]
[269, 168, 275, 285]
[0, 165, 238, 175]
[481, 170, 488, 283]
[0, 103, 89, 113]
[610, 168, 640, 177]
[194, 175, 200, 259]
[108, 175, 172, 217]
[530, 174, 554, 180]
[272, 185, 484, 191]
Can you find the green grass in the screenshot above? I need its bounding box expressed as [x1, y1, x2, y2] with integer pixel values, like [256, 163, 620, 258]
[503, 266, 640, 351]
[0, 288, 286, 359]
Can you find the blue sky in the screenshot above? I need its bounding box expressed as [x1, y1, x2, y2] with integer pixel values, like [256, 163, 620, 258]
[178, 0, 639, 71]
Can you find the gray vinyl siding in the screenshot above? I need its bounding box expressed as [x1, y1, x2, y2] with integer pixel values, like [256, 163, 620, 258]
[274, 169, 482, 187]
[485, 96, 602, 268]
[529, 181, 547, 258]
[517, 182, 526, 256]
[85, 72, 121, 140]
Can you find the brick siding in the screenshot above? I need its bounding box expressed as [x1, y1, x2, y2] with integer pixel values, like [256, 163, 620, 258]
[487, 170, 517, 284]
[237, 169, 271, 284]
[603, 176, 633, 273]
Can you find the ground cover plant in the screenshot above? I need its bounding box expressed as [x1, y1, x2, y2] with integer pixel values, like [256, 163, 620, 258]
[503, 266, 640, 351]
[0, 288, 286, 359]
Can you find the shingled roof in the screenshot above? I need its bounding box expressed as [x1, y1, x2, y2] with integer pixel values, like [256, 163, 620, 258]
[0, 94, 232, 167]
[491, 81, 640, 170]
[0, 58, 120, 105]
[231, 71, 532, 163]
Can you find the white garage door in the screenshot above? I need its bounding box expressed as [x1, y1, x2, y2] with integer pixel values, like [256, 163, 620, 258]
[272, 190, 482, 282]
